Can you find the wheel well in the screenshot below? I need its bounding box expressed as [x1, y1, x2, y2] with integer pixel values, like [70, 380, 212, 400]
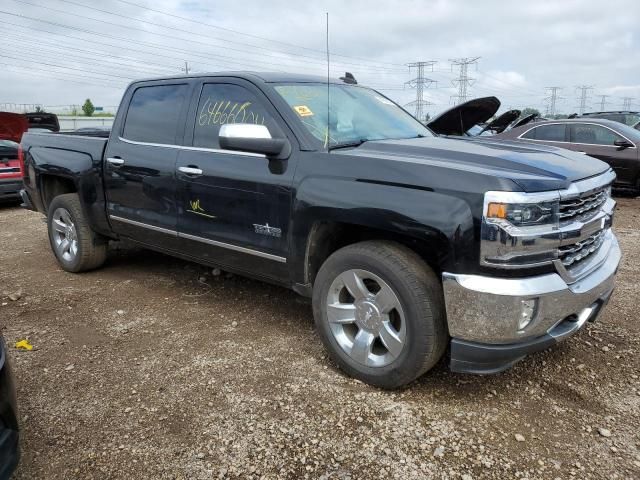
[41, 176, 77, 212]
[304, 221, 448, 286]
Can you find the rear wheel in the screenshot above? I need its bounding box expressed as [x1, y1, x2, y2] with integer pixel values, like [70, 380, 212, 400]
[312, 241, 447, 388]
[47, 193, 107, 272]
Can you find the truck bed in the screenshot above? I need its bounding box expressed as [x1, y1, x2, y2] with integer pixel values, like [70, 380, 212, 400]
[22, 132, 108, 162]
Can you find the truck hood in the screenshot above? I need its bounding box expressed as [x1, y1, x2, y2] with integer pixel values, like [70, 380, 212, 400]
[337, 136, 610, 192]
[0, 112, 28, 142]
[480, 109, 521, 134]
[510, 113, 539, 129]
[427, 97, 500, 136]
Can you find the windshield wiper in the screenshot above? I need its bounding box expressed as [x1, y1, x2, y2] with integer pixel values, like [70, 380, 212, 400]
[328, 139, 368, 151]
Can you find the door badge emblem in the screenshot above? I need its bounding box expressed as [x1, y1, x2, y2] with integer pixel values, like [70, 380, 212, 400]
[253, 223, 281, 238]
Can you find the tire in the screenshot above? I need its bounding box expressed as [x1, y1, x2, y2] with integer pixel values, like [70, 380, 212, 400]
[47, 193, 107, 273]
[312, 240, 447, 389]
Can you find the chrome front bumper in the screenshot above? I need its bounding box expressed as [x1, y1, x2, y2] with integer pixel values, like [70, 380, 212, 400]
[442, 229, 621, 345]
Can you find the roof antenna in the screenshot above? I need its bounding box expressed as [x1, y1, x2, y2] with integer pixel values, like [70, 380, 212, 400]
[325, 12, 330, 151]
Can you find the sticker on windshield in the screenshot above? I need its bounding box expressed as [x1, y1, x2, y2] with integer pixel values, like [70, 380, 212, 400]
[374, 96, 394, 106]
[293, 105, 314, 117]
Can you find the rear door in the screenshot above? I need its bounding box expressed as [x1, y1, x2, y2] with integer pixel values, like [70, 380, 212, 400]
[104, 82, 192, 249]
[175, 78, 297, 281]
[567, 123, 638, 185]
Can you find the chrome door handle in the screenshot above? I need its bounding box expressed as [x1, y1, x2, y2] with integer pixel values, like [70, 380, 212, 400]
[107, 157, 125, 166]
[178, 166, 203, 175]
[577, 151, 587, 154]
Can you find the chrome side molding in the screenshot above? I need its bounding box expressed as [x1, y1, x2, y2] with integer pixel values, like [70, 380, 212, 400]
[109, 215, 286, 263]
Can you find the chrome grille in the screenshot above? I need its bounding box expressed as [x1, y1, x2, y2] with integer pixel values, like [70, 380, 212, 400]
[559, 229, 607, 267]
[559, 187, 608, 223]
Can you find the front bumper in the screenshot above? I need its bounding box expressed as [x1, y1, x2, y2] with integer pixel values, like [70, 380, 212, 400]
[443, 230, 621, 374]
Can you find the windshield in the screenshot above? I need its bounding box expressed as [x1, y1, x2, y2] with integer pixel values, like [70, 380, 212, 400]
[273, 83, 433, 148]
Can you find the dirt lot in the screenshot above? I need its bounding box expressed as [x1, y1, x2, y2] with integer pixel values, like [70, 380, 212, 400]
[0, 198, 639, 480]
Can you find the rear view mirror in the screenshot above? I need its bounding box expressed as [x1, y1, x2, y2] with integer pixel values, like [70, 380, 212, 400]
[219, 124, 289, 158]
[614, 139, 634, 149]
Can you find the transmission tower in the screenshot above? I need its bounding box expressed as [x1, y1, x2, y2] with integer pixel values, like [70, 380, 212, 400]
[404, 61, 437, 124]
[544, 87, 563, 117]
[575, 85, 594, 114]
[449, 57, 480, 105]
[596, 95, 609, 111]
[622, 97, 634, 109]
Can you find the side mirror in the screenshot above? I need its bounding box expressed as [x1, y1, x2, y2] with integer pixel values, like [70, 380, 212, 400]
[219, 124, 289, 158]
[614, 139, 634, 149]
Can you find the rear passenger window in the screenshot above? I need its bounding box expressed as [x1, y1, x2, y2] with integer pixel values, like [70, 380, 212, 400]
[123, 84, 188, 144]
[193, 83, 279, 149]
[522, 124, 566, 142]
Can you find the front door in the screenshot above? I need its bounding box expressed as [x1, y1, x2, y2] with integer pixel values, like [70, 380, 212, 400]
[567, 123, 638, 186]
[175, 80, 297, 281]
[104, 82, 191, 248]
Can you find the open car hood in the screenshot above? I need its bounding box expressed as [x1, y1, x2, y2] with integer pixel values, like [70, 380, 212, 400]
[0, 112, 29, 143]
[480, 109, 521, 134]
[427, 96, 500, 136]
[510, 113, 539, 129]
[26, 112, 59, 132]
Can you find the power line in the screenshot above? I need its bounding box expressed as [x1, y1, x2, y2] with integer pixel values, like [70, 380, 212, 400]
[0, 9, 402, 77]
[111, 0, 407, 68]
[544, 86, 563, 116]
[0, 62, 125, 89]
[2, 37, 173, 77]
[404, 61, 436, 123]
[3, 31, 186, 73]
[449, 57, 480, 104]
[575, 85, 594, 114]
[11, 0, 405, 74]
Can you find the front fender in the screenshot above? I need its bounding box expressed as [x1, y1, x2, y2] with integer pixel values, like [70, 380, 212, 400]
[290, 177, 475, 284]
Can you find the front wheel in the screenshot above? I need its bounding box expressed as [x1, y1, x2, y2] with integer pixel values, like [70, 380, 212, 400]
[312, 241, 447, 388]
[47, 193, 107, 272]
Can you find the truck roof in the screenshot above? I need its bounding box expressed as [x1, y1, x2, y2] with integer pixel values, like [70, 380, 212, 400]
[128, 71, 348, 86]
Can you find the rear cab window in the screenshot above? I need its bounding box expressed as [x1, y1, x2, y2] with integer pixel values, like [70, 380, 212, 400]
[122, 84, 189, 144]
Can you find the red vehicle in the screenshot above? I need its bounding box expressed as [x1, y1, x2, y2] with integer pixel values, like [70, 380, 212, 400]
[0, 113, 27, 203]
[0, 111, 59, 203]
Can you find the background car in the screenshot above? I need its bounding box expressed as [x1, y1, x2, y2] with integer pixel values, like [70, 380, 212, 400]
[428, 96, 540, 136]
[495, 118, 640, 193]
[571, 111, 640, 131]
[0, 140, 22, 204]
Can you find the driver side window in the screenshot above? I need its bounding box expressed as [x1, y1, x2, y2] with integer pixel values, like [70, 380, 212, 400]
[193, 83, 279, 149]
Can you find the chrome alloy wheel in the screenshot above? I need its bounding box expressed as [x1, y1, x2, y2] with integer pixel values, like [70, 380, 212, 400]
[326, 269, 406, 367]
[51, 207, 79, 262]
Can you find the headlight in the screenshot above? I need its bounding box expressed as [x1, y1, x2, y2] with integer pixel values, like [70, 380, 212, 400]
[481, 190, 561, 268]
[486, 201, 558, 227]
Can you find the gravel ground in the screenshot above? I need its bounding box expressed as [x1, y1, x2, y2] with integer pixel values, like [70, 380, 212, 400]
[0, 197, 639, 480]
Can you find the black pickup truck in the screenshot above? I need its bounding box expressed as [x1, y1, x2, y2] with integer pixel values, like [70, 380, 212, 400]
[20, 72, 621, 388]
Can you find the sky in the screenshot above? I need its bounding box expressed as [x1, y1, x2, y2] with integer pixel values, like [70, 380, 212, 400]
[1, 0, 639, 118]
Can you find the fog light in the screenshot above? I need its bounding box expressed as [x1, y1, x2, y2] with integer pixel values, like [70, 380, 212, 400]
[518, 299, 538, 330]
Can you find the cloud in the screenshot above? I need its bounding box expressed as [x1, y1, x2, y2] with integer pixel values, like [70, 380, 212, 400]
[0, 0, 638, 116]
